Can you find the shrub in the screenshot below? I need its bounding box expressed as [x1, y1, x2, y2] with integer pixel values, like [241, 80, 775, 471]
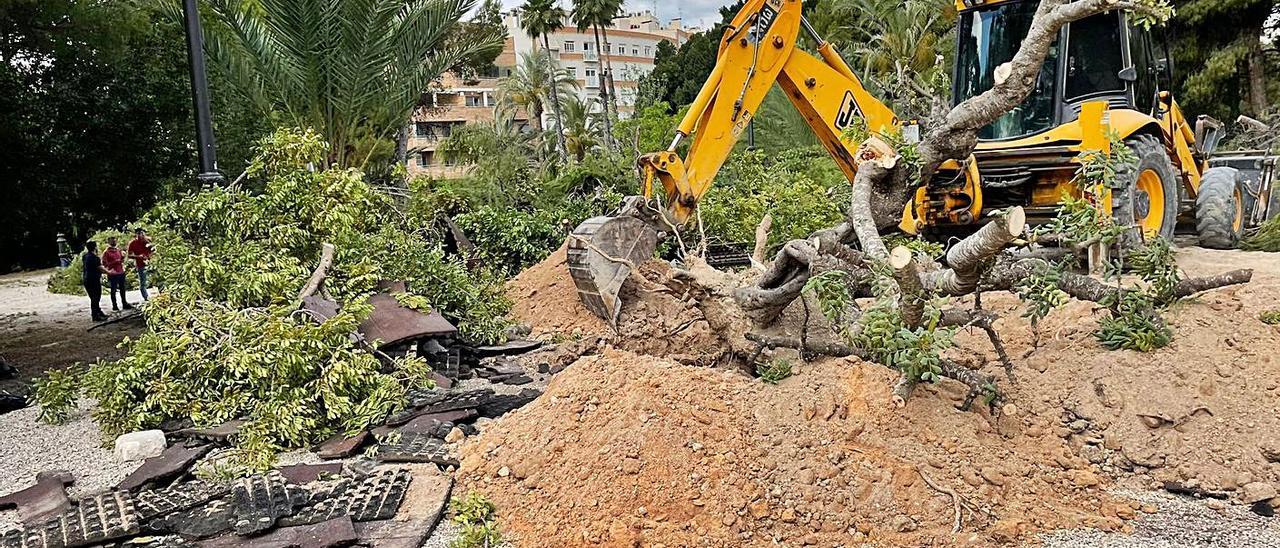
[450, 492, 502, 548]
[31, 367, 80, 425]
[700, 147, 847, 249]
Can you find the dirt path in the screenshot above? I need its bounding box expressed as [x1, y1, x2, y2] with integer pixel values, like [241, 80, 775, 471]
[0, 270, 142, 395]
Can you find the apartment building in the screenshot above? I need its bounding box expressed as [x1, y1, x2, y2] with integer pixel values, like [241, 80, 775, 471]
[405, 12, 694, 178]
[503, 10, 693, 116]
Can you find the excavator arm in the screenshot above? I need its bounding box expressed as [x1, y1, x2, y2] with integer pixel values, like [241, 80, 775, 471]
[568, 0, 921, 325]
[640, 0, 899, 224]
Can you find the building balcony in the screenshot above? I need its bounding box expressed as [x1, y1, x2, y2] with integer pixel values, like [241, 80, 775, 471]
[583, 50, 598, 62]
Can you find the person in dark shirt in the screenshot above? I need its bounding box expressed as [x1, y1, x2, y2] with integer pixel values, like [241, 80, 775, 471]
[82, 241, 109, 321]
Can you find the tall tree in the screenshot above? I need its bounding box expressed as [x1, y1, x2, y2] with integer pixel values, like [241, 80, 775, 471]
[0, 0, 261, 269]
[561, 95, 604, 161]
[571, 0, 623, 149]
[199, 0, 501, 170]
[1169, 0, 1275, 121]
[518, 0, 569, 161]
[498, 51, 578, 145]
[835, 0, 954, 118]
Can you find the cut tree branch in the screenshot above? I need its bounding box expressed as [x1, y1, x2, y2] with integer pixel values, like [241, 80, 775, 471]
[297, 242, 335, 300]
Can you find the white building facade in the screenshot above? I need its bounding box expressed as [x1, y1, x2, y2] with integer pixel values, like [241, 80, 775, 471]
[502, 10, 694, 117]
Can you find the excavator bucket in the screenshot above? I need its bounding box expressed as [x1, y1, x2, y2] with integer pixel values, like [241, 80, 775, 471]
[566, 216, 659, 327]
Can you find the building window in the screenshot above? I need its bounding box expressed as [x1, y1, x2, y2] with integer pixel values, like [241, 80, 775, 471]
[585, 68, 597, 78]
[417, 151, 432, 167]
[414, 122, 431, 138]
[583, 42, 592, 51]
[632, 46, 638, 55]
[485, 94, 496, 107]
[563, 41, 575, 52]
[465, 94, 483, 107]
[617, 44, 625, 54]
[645, 46, 651, 56]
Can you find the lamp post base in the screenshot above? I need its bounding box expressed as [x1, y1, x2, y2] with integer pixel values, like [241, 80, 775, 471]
[196, 172, 226, 186]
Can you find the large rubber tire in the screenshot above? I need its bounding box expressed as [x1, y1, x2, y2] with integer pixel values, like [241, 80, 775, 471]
[1113, 134, 1179, 247]
[1195, 166, 1246, 249]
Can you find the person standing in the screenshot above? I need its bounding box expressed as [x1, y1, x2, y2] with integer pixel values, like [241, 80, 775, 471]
[82, 241, 108, 321]
[127, 227, 153, 301]
[102, 236, 132, 311]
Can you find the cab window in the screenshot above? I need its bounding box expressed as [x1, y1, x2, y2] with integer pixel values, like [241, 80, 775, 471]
[1065, 12, 1125, 100]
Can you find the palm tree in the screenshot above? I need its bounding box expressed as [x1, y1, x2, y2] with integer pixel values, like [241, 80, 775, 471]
[836, 0, 951, 117]
[571, 0, 624, 149]
[497, 51, 578, 151]
[199, 0, 502, 170]
[518, 0, 570, 161]
[559, 95, 604, 161]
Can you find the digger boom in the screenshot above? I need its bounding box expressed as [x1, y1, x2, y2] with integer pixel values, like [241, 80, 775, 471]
[567, 0, 941, 324]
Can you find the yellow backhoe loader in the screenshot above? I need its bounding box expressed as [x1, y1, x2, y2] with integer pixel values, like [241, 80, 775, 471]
[567, 0, 1247, 325]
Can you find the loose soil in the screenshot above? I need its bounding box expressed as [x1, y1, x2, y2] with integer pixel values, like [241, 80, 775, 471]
[0, 270, 141, 395]
[463, 246, 1280, 546]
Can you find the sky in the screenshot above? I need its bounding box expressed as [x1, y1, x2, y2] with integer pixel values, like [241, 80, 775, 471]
[496, 0, 732, 31]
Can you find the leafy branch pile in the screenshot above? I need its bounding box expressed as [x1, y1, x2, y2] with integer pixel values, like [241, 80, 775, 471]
[36, 129, 512, 469]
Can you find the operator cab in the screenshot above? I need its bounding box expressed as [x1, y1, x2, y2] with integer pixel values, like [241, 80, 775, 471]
[953, 0, 1172, 142]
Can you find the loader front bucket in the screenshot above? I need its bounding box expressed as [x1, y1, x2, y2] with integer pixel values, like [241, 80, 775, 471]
[566, 215, 659, 327]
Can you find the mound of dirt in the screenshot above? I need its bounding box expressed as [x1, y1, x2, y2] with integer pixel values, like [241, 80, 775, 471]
[961, 248, 1280, 497]
[458, 349, 1142, 547]
[507, 245, 751, 365]
[480, 246, 1280, 546]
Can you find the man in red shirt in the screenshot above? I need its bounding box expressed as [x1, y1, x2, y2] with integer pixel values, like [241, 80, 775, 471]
[102, 236, 132, 311]
[127, 227, 153, 301]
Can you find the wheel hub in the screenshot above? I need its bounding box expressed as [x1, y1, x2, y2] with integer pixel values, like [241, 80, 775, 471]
[1133, 189, 1151, 220]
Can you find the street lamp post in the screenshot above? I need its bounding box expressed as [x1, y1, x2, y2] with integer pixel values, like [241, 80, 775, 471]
[181, 0, 225, 185]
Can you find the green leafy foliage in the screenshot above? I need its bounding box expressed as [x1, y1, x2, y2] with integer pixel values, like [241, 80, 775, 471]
[47, 229, 141, 296]
[803, 270, 854, 326]
[755, 357, 794, 384]
[1242, 214, 1280, 252]
[450, 492, 503, 548]
[1128, 238, 1181, 305]
[854, 303, 956, 383]
[1015, 260, 1070, 327]
[197, 0, 501, 170]
[1095, 292, 1173, 351]
[1260, 309, 1280, 325]
[700, 148, 848, 248]
[35, 129, 512, 469]
[31, 367, 80, 425]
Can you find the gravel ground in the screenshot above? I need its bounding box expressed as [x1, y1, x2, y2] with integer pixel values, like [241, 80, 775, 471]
[1040, 489, 1280, 547]
[0, 399, 140, 531]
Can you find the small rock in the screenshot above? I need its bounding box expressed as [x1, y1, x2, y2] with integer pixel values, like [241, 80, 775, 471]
[497, 466, 511, 477]
[444, 427, 465, 443]
[622, 457, 642, 475]
[114, 430, 167, 461]
[748, 500, 769, 519]
[1206, 499, 1228, 511]
[890, 515, 916, 532]
[1241, 482, 1278, 504]
[780, 508, 797, 523]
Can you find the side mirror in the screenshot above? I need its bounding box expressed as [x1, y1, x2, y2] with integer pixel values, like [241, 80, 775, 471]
[1118, 66, 1138, 82]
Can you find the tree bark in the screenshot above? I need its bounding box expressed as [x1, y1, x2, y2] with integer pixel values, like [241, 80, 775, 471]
[599, 25, 620, 124]
[591, 24, 616, 151]
[1247, 42, 1268, 117]
[923, 208, 1025, 295]
[542, 34, 568, 161]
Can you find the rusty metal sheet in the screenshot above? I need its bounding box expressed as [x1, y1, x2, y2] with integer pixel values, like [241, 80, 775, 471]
[357, 293, 456, 348]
